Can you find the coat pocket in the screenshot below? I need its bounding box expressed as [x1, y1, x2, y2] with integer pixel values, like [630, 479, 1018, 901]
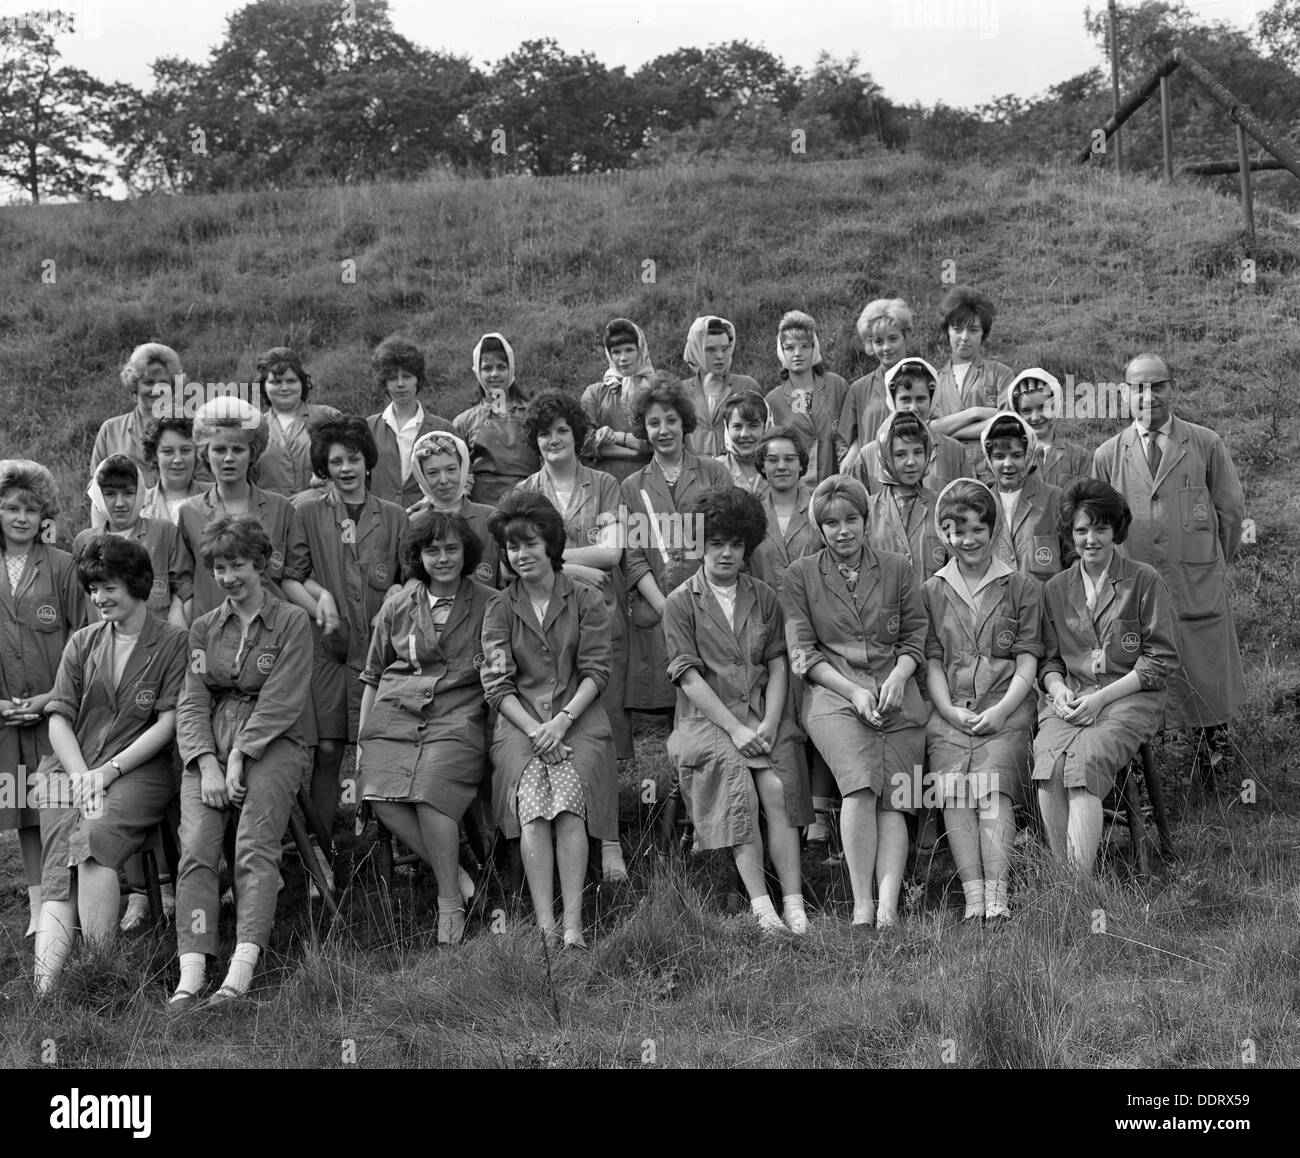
[245, 644, 282, 689]
[1029, 535, 1059, 577]
[1105, 618, 1143, 671]
[1178, 486, 1217, 564]
[990, 616, 1018, 659]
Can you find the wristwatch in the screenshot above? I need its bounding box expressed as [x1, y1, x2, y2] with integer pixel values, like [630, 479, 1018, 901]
[110, 758, 123, 775]
[559, 708, 576, 722]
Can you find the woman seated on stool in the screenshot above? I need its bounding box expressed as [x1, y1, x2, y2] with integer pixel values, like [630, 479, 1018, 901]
[33, 537, 188, 991]
[170, 516, 312, 1010]
[355, 509, 493, 945]
[480, 492, 616, 949]
[1032, 479, 1179, 876]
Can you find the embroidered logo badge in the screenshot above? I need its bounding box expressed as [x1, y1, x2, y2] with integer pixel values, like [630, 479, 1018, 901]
[375, 563, 388, 583]
[35, 604, 57, 624]
[1034, 545, 1053, 567]
[932, 545, 945, 565]
[151, 578, 168, 599]
[135, 688, 156, 710]
[256, 651, 277, 674]
[886, 613, 900, 635]
[1192, 502, 1208, 521]
[1120, 631, 1140, 653]
[472, 652, 486, 670]
[269, 549, 284, 571]
[475, 562, 494, 582]
[996, 629, 1015, 650]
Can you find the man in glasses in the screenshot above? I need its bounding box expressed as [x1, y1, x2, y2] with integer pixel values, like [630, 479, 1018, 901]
[1092, 352, 1245, 790]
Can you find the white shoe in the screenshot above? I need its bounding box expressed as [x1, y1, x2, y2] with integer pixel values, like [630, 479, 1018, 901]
[783, 908, 809, 935]
[120, 893, 151, 932]
[161, 884, 176, 922]
[756, 910, 788, 935]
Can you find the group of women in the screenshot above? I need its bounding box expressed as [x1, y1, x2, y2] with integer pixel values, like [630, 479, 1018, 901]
[0, 282, 1206, 1002]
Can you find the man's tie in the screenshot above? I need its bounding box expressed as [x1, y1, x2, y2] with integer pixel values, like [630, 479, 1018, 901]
[1146, 432, 1162, 480]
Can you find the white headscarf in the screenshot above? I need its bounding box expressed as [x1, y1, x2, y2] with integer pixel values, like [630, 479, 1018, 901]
[683, 316, 736, 387]
[602, 319, 655, 401]
[978, 410, 1040, 478]
[883, 357, 941, 413]
[87, 454, 147, 533]
[1003, 367, 1064, 423]
[933, 476, 1001, 540]
[411, 430, 471, 512]
[472, 332, 518, 405]
[776, 312, 824, 373]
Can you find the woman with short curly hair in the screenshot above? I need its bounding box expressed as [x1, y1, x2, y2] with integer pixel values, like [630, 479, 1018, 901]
[619, 379, 732, 712]
[91, 343, 184, 488]
[176, 398, 295, 620]
[663, 487, 812, 934]
[517, 388, 631, 879]
[0, 459, 85, 936]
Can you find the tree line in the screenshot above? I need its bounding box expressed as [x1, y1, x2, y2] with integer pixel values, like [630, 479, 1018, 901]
[2, 0, 1298, 203]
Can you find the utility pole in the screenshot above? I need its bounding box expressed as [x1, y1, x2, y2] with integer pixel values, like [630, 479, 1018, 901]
[1110, 0, 1123, 170]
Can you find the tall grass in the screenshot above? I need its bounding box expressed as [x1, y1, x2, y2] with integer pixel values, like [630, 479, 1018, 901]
[1, 155, 1298, 1067]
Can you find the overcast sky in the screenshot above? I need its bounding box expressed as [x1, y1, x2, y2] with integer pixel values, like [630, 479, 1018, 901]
[3, 0, 1262, 109]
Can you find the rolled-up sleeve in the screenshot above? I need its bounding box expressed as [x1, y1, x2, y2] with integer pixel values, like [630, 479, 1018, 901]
[1012, 577, 1045, 659]
[45, 631, 87, 724]
[922, 585, 945, 663]
[479, 592, 518, 708]
[177, 620, 216, 768]
[1133, 569, 1180, 692]
[283, 507, 312, 584]
[662, 589, 704, 685]
[360, 597, 398, 688]
[574, 581, 611, 693]
[154, 626, 188, 711]
[1038, 587, 1067, 683]
[236, 607, 312, 761]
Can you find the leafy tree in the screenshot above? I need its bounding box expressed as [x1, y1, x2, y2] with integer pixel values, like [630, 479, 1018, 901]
[111, 0, 483, 191]
[636, 40, 801, 133]
[798, 52, 904, 147]
[0, 9, 115, 202]
[1258, 0, 1300, 62]
[471, 39, 647, 175]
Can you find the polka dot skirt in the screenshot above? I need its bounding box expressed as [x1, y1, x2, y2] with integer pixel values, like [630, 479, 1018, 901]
[517, 755, 586, 825]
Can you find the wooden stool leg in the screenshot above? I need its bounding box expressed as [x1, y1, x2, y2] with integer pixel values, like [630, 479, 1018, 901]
[142, 842, 163, 925]
[374, 828, 395, 889]
[1120, 765, 1150, 876]
[1141, 742, 1175, 859]
[288, 807, 340, 918]
[296, 786, 333, 855]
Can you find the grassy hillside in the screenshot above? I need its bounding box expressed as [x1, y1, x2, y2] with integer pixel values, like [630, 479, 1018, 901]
[1, 155, 1299, 1068]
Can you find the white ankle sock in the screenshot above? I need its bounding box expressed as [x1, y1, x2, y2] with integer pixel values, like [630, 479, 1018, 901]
[782, 894, 808, 933]
[601, 840, 628, 879]
[178, 952, 206, 995]
[985, 878, 1009, 917]
[221, 942, 260, 994]
[751, 895, 777, 919]
[851, 904, 874, 926]
[962, 880, 985, 919]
